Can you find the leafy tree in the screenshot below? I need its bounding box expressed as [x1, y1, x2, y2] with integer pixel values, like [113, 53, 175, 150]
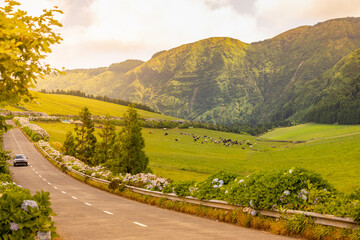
[107, 105, 149, 174]
[0, 1, 62, 131]
[62, 131, 76, 156]
[93, 115, 116, 165]
[0, 0, 62, 104]
[74, 107, 97, 164]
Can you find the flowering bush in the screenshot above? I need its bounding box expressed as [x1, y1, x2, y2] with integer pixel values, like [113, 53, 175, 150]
[192, 171, 237, 200]
[38, 140, 62, 160]
[121, 173, 169, 191]
[163, 181, 195, 197]
[226, 167, 334, 210]
[14, 117, 49, 140]
[0, 187, 56, 239]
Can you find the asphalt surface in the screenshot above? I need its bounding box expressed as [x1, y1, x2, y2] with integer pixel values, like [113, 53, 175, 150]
[3, 122, 295, 240]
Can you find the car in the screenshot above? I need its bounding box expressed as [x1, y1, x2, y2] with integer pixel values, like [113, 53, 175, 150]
[13, 154, 28, 167]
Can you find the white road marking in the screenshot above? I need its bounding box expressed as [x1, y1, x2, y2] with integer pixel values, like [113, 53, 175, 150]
[39, 175, 42, 177]
[61, 191, 66, 194]
[133, 222, 148, 228]
[72, 196, 77, 200]
[104, 211, 113, 215]
[48, 182, 51, 185]
[54, 186, 58, 189]
[43, 178, 46, 181]
[85, 202, 92, 206]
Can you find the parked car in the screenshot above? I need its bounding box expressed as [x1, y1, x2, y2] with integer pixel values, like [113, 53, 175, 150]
[13, 154, 28, 167]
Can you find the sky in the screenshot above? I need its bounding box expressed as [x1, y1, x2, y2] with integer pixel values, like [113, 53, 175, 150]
[15, 0, 360, 70]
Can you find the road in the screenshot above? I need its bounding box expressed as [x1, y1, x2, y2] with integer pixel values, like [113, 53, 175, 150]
[3, 123, 295, 240]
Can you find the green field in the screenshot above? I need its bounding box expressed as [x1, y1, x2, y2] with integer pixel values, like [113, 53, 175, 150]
[262, 123, 360, 141]
[34, 121, 360, 193]
[8, 91, 178, 120]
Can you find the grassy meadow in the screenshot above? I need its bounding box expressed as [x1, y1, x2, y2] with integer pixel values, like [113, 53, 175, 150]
[262, 123, 360, 141]
[7, 91, 178, 120]
[34, 121, 360, 193]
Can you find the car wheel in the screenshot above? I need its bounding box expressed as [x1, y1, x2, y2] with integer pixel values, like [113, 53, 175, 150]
[13, 164, 16, 167]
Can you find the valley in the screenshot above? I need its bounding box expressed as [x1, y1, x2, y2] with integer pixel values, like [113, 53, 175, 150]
[31, 117, 360, 193]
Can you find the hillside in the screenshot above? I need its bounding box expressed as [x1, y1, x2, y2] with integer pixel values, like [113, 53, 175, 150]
[303, 49, 360, 123]
[36, 17, 360, 124]
[9, 91, 178, 120]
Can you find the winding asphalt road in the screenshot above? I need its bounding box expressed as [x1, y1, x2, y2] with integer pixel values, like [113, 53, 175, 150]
[3, 122, 295, 240]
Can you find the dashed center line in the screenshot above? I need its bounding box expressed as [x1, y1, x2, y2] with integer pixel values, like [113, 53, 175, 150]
[104, 211, 113, 215]
[133, 222, 148, 228]
[48, 182, 52, 185]
[72, 196, 77, 200]
[54, 186, 58, 189]
[39, 175, 42, 178]
[85, 202, 92, 206]
[61, 191, 66, 194]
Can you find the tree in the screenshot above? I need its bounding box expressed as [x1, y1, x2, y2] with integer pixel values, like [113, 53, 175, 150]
[93, 115, 116, 165]
[0, 0, 62, 104]
[0, 1, 62, 131]
[107, 105, 149, 174]
[74, 107, 97, 164]
[62, 131, 76, 156]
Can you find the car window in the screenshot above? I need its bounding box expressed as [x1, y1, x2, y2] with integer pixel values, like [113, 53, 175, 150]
[15, 155, 25, 159]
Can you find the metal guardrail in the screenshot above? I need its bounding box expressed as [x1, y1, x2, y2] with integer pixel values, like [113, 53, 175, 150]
[34, 143, 359, 230]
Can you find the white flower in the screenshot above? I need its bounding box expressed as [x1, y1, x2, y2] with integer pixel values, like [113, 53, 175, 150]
[37, 231, 51, 240]
[21, 200, 38, 212]
[283, 190, 290, 196]
[250, 200, 254, 208]
[212, 178, 219, 183]
[218, 180, 224, 186]
[9, 222, 19, 231]
[289, 169, 293, 174]
[302, 195, 307, 201]
[239, 179, 244, 183]
[301, 189, 308, 195]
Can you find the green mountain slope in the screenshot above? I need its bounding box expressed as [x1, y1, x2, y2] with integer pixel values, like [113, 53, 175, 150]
[36, 17, 360, 124]
[303, 48, 360, 123]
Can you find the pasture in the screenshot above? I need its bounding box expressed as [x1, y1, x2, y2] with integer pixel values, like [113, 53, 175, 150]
[34, 121, 360, 193]
[7, 91, 178, 120]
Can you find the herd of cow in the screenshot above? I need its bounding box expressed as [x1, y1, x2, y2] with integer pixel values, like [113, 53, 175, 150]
[163, 132, 256, 149]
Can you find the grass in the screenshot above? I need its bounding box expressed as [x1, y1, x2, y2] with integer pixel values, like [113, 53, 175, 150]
[262, 123, 360, 141]
[34, 121, 360, 193]
[7, 91, 178, 120]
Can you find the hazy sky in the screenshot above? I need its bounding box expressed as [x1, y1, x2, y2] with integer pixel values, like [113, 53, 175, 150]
[16, 0, 360, 69]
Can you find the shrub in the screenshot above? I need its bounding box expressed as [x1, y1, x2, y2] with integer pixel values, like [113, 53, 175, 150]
[108, 178, 122, 190]
[0, 188, 57, 238]
[32, 134, 42, 142]
[163, 181, 195, 197]
[118, 183, 126, 192]
[0, 173, 12, 182]
[192, 170, 237, 200]
[226, 167, 334, 210]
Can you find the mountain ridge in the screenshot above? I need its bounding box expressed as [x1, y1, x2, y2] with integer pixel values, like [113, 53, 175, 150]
[36, 17, 360, 124]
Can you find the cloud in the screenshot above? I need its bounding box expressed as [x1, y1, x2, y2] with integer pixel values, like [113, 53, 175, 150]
[13, 0, 360, 69]
[48, 0, 263, 69]
[254, 0, 360, 36]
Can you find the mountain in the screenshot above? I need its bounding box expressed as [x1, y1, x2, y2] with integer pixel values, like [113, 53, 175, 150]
[304, 48, 360, 124]
[36, 17, 360, 124]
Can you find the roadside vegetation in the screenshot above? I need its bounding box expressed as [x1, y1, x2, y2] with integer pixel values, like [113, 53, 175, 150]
[0, 1, 62, 238]
[34, 119, 360, 193]
[14, 106, 360, 239]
